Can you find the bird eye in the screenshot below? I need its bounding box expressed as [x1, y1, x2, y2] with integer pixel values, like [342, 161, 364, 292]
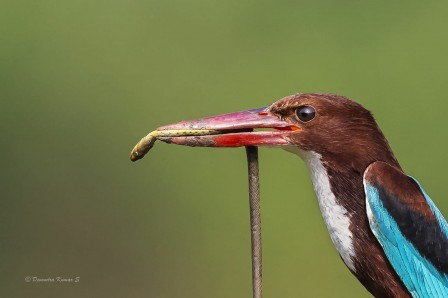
[295, 106, 316, 122]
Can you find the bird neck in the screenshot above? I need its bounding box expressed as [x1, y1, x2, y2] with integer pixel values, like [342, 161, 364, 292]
[287, 147, 410, 297]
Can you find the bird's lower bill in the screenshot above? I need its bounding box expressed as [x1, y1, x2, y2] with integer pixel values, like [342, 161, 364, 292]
[130, 107, 299, 161]
[157, 129, 292, 147]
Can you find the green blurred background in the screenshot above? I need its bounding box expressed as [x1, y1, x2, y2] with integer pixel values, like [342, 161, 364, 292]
[2, 1, 448, 297]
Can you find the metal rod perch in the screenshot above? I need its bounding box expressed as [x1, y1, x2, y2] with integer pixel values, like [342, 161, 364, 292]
[245, 146, 262, 298]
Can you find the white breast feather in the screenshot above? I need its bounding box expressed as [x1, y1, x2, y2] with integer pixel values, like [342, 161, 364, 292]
[287, 148, 356, 272]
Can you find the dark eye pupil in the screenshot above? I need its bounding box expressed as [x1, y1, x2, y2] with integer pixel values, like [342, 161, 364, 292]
[296, 106, 316, 122]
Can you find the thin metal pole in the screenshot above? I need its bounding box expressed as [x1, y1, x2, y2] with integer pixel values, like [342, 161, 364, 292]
[245, 146, 262, 298]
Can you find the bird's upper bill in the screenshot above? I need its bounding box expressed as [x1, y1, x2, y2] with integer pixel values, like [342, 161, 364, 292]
[130, 105, 299, 161]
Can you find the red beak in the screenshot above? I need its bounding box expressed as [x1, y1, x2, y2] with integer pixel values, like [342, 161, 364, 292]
[130, 106, 299, 161]
[156, 107, 298, 147]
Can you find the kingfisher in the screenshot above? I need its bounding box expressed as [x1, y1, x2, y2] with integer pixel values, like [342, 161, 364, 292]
[131, 93, 448, 297]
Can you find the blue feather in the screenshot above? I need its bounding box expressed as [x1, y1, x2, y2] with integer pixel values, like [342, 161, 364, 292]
[364, 164, 448, 298]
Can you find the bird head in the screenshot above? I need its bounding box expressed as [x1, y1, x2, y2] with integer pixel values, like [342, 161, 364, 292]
[131, 93, 398, 171]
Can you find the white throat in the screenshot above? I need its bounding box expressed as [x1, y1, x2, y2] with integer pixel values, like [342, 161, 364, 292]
[287, 148, 356, 272]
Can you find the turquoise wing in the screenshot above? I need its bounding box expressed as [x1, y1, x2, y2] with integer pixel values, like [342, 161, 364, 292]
[363, 161, 448, 298]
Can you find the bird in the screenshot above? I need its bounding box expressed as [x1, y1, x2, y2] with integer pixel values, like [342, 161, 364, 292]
[131, 93, 448, 297]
